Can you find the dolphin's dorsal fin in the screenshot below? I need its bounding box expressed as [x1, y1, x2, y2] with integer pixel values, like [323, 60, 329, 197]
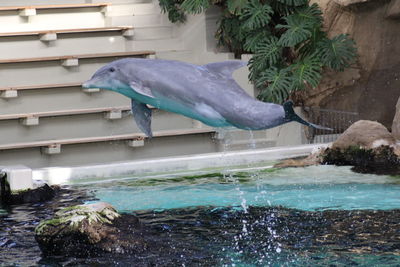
[131, 99, 153, 138]
[203, 60, 247, 77]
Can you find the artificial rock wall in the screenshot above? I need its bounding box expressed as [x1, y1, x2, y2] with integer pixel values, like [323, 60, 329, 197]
[299, 0, 400, 129]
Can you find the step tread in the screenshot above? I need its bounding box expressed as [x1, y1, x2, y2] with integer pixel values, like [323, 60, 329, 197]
[0, 82, 83, 91]
[0, 105, 132, 120]
[0, 26, 133, 37]
[0, 50, 155, 64]
[0, 3, 110, 11]
[0, 128, 215, 150]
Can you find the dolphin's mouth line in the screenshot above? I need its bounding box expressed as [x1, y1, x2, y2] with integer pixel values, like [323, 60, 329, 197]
[82, 80, 96, 89]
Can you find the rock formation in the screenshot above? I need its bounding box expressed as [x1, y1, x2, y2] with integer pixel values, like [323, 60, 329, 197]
[276, 120, 400, 174]
[331, 120, 396, 149]
[392, 96, 400, 140]
[297, 0, 400, 129]
[322, 120, 400, 174]
[35, 202, 148, 256]
[0, 183, 59, 205]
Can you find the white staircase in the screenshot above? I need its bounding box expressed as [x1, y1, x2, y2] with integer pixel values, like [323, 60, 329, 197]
[0, 0, 305, 169]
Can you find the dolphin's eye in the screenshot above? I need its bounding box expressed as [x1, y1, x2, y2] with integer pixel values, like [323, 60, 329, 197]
[109, 67, 116, 73]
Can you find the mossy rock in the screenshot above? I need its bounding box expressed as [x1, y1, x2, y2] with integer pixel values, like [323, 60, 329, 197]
[35, 202, 132, 256]
[36, 202, 119, 233]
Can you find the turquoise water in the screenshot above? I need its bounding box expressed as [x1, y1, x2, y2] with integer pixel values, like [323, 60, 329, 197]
[2, 165, 400, 266]
[86, 165, 400, 212]
[72, 165, 400, 266]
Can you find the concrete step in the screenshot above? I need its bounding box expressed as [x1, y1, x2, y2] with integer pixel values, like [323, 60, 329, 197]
[0, 8, 106, 33]
[213, 129, 276, 151]
[108, 3, 161, 16]
[219, 138, 277, 151]
[0, 34, 129, 60]
[0, 130, 218, 168]
[155, 50, 197, 63]
[92, 0, 153, 3]
[132, 2, 162, 15]
[133, 26, 173, 40]
[0, 31, 181, 59]
[155, 51, 237, 65]
[126, 37, 184, 51]
[0, 109, 196, 146]
[111, 13, 172, 27]
[0, 54, 150, 88]
[0, 87, 128, 115]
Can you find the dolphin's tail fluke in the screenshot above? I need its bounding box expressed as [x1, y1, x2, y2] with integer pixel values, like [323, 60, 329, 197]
[283, 101, 333, 131]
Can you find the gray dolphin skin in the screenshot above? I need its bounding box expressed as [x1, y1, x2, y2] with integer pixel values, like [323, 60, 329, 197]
[83, 58, 331, 137]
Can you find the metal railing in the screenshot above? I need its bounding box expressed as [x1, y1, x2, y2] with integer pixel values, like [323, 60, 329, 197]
[304, 107, 360, 144]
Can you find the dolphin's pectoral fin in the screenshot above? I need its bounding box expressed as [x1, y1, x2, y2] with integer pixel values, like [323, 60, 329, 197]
[131, 99, 153, 138]
[129, 81, 156, 99]
[203, 60, 247, 77]
[283, 101, 333, 131]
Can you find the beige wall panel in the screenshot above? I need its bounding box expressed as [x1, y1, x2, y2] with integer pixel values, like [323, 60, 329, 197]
[0, 133, 218, 168]
[0, 57, 145, 87]
[0, 10, 105, 32]
[125, 37, 184, 52]
[0, 110, 195, 145]
[0, 88, 128, 115]
[0, 34, 128, 59]
[0, 1, 85, 6]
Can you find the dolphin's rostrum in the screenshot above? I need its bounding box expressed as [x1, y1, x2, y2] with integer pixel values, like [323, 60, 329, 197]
[83, 58, 331, 137]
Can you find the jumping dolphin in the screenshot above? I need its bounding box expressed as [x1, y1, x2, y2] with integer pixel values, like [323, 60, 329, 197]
[83, 58, 331, 137]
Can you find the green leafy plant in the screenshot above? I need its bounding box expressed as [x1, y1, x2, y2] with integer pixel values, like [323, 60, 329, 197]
[158, 0, 357, 104]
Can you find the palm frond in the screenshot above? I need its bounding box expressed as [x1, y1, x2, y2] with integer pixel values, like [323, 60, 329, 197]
[296, 3, 323, 26]
[248, 36, 282, 80]
[276, 0, 308, 6]
[276, 15, 314, 47]
[240, 0, 273, 30]
[257, 67, 293, 103]
[157, 0, 358, 104]
[316, 34, 357, 71]
[158, 0, 187, 23]
[298, 28, 326, 57]
[181, 0, 209, 14]
[216, 14, 246, 54]
[227, 0, 248, 14]
[243, 29, 271, 52]
[290, 55, 322, 90]
[268, 1, 299, 16]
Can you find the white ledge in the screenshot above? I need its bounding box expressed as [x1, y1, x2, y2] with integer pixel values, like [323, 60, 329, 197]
[32, 144, 330, 185]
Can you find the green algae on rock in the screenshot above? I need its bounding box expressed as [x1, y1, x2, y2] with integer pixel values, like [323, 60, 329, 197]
[34, 202, 144, 256]
[35, 202, 120, 235]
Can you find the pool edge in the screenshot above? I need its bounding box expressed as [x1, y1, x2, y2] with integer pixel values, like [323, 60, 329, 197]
[33, 144, 330, 185]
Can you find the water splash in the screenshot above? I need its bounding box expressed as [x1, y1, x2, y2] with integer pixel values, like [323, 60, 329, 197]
[248, 130, 257, 149]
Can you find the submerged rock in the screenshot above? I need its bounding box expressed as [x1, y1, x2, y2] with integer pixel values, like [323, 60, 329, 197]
[35, 202, 147, 256]
[274, 148, 324, 168]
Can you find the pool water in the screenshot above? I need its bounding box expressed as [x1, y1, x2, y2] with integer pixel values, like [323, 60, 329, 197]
[1, 165, 400, 266]
[77, 165, 400, 266]
[87, 165, 400, 212]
